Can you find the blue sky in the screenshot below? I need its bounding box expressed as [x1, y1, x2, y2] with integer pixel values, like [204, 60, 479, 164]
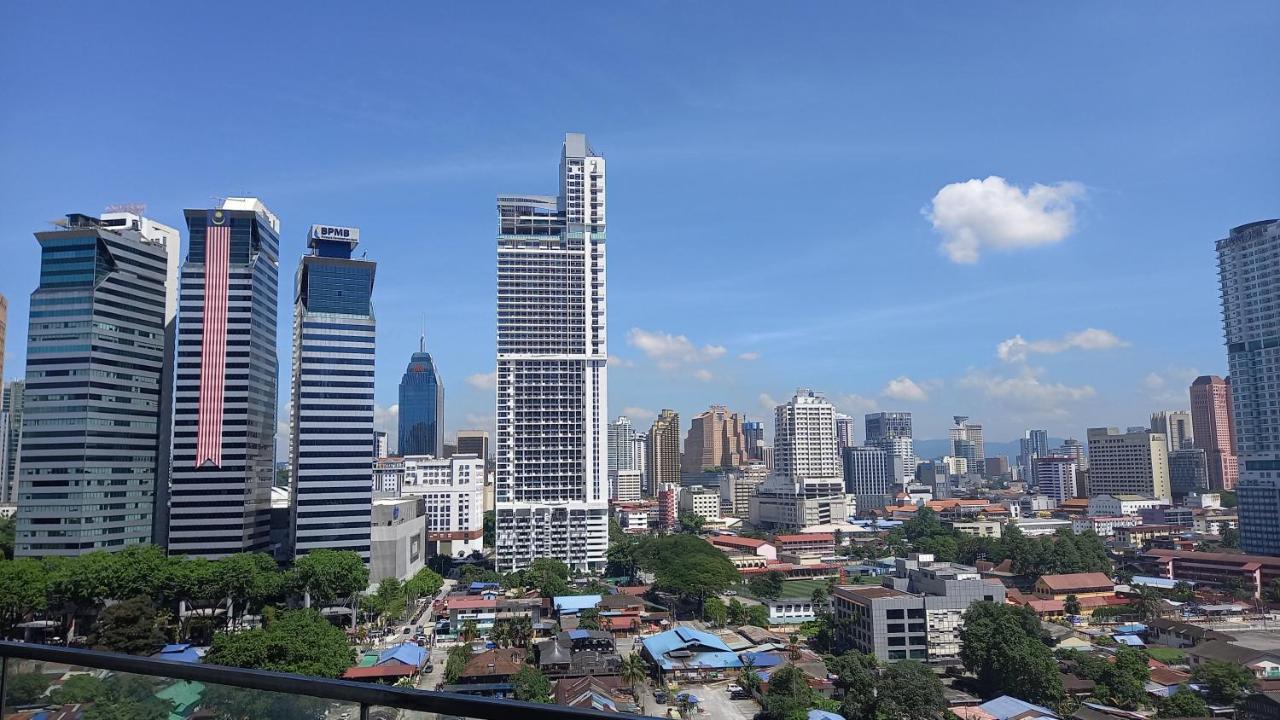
[1, 2, 1277, 452]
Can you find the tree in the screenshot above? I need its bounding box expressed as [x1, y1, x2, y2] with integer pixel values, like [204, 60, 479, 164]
[960, 602, 1063, 707]
[201, 684, 326, 720]
[50, 674, 107, 704]
[365, 578, 408, 624]
[290, 550, 368, 607]
[737, 654, 761, 695]
[704, 596, 728, 627]
[459, 619, 479, 642]
[444, 644, 471, 684]
[511, 666, 551, 703]
[620, 653, 650, 709]
[1220, 528, 1239, 548]
[1191, 659, 1255, 705]
[636, 534, 739, 608]
[749, 571, 786, 600]
[405, 567, 444, 601]
[90, 596, 167, 655]
[810, 586, 828, 610]
[1156, 688, 1211, 718]
[1064, 594, 1081, 616]
[526, 557, 572, 598]
[762, 665, 817, 720]
[0, 515, 14, 560]
[878, 660, 947, 720]
[904, 507, 947, 541]
[1135, 587, 1167, 620]
[483, 510, 496, 548]
[0, 557, 50, 631]
[679, 512, 706, 534]
[727, 598, 747, 625]
[577, 608, 602, 631]
[6, 671, 51, 705]
[827, 651, 877, 720]
[205, 609, 354, 678]
[1094, 647, 1149, 710]
[217, 552, 284, 622]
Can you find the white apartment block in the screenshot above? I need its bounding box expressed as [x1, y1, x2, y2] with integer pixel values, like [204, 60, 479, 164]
[1035, 456, 1078, 502]
[1072, 515, 1141, 537]
[611, 469, 642, 503]
[373, 456, 405, 496]
[775, 389, 842, 482]
[401, 454, 484, 558]
[679, 485, 721, 523]
[494, 134, 609, 572]
[1086, 427, 1172, 500]
[1087, 493, 1166, 517]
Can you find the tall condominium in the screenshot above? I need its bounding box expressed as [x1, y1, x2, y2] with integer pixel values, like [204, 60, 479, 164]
[751, 390, 848, 530]
[1018, 429, 1049, 485]
[1057, 438, 1087, 469]
[1085, 427, 1171, 500]
[168, 198, 280, 557]
[1217, 219, 1280, 554]
[842, 445, 899, 514]
[0, 380, 24, 504]
[647, 410, 681, 491]
[494, 133, 608, 572]
[398, 336, 444, 457]
[288, 225, 376, 561]
[1035, 456, 1078, 502]
[1189, 375, 1238, 491]
[1150, 410, 1194, 452]
[949, 416, 985, 476]
[743, 420, 765, 460]
[834, 414, 856, 449]
[457, 430, 489, 462]
[608, 415, 637, 472]
[632, 432, 648, 491]
[0, 292, 6, 381]
[681, 405, 747, 474]
[865, 411, 914, 481]
[16, 212, 177, 556]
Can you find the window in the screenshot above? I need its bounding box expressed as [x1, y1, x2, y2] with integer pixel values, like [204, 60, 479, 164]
[886, 609, 905, 619]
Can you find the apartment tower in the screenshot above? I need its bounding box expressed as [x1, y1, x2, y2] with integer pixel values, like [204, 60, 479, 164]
[494, 133, 609, 572]
[681, 405, 747, 474]
[1189, 375, 1238, 491]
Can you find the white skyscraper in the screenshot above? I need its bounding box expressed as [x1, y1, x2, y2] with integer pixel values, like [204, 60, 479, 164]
[834, 413, 856, 449]
[750, 390, 848, 530]
[494, 134, 609, 572]
[608, 416, 637, 472]
[950, 416, 986, 476]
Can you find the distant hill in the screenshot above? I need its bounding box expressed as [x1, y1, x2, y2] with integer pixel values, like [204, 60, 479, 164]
[912, 437, 1067, 462]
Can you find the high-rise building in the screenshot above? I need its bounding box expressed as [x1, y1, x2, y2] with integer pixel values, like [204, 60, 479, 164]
[494, 133, 608, 573]
[750, 390, 848, 530]
[632, 431, 649, 494]
[1217, 219, 1280, 554]
[681, 405, 747, 474]
[1035, 456, 1078, 502]
[647, 410, 681, 491]
[865, 412, 914, 482]
[398, 336, 444, 458]
[0, 380, 24, 504]
[1056, 438, 1087, 470]
[288, 225, 376, 561]
[1168, 447, 1209, 500]
[1189, 375, 1238, 492]
[1018, 429, 1049, 485]
[608, 416, 637, 472]
[1085, 427, 1171, 500]
[168, 198, 280, 557]
[834, 414, 856, 449]
[16, 212, 177, 556]
[0, 292, 7, 382]
[842, 446, 899, 514]
[949, 416, 985, 476]
[743, 420, 765, 460]
[373, 430, 389, 459]
[984, 456, 1011, 478]
[401, 454, 484, 558]
[1150, 410, 1194, 452]
[457, 430, 489, 462]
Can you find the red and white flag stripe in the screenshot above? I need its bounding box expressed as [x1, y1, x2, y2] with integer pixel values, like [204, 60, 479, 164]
[196, 223, 230, 467]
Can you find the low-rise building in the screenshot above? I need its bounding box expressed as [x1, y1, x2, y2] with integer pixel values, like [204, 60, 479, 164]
[679, 485, 721, 523]
[749, 477, 849, 531]
[401, 454, 484, 558]
[1087, 494, 1166, 517]
[613, 501, 655, 534]
[1014, 517, 1073, 537]
[1071, 515, 1140, 537]
[708, 535, 778, 560]
[832, 554, 1005, 662]
[534, 629, 623, 678]
[1114, 524, 1182, 547]
[1033, 573, 1115, 599]
[774, 533, 835, 559]
[1187, 640, 1280, 680]
[370, 497, 426, 585]
[1144, 548, 1280, 599]
[1146, 618, 1230, 649]
[640, 627, 743, 681]
[948, 520, 1003, 538]
[761, 597, 820, 624]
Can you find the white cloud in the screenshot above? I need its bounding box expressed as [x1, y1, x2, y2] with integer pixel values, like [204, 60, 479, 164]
[374, 403, 399, 452]
[622, 406, 657, 425]
[881, 376, 930, 402]
[694, 369, 714, 382]
[627, 328, 727, 369]
[997, 328, 1128, 362]
[960, 367, 1095, 412]
[738, 352, 761, 361]
[608, 355, 635, 368]
[1143, 372, 1166, 390]
[466, 371, 497, 390]
[834, 393, 879, 415]
[759, 393, 780, 412]
[925, 176, 1085, 263]
[1143, 367, 1201, 405]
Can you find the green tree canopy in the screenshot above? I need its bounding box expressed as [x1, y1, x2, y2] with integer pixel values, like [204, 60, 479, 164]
[635, 534, 739, 603]
[0, 557, 49, 630]
[749, 570, 786, 600]
[1191, 659, 1255, 705]
[762, 665, 818, 720]
[526, 558, 571, 598]
[405, 567, 444, 600]
[877, 660, 948, 720]
[6, 671, 51, 705]
[90, 596, 167, 656]
[511, 665, 551, 703]
[704, 596, 728, 627]
[290, 550, 368, 607]
[205, 609, 354, 678]
[1156, 688, 1211, 718]
[960, 602, 1063, 707]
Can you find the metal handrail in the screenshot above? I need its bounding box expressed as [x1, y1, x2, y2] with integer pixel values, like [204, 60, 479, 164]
[0, 641, 651, 720]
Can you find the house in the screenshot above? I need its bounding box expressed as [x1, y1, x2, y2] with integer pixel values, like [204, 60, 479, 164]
[640, 627, 743, 681]
[534, 629, 622, 678]
[1034, 573, 1115, 599]
[553, 594, 603, 616]
[458, 648, 529, 684]
[977, 694, 1059, 720]
[1145, 666, 1191, 698]
[552, 675, 637, 713]
[343, 642, 428, 682]
[709, 535, 779, 560]
[761, 596, 820, 624]
[1072, 516, 1141, 537]
[1147, 618, 1229, 649]
[1187, 640, 1280, 680]
[774, 533, 835, 559]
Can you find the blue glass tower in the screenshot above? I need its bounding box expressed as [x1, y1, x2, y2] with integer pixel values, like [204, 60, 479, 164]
[399, 337, 443, 457]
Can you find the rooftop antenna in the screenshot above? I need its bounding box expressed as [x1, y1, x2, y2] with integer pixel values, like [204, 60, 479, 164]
[420, 315, 426, 353]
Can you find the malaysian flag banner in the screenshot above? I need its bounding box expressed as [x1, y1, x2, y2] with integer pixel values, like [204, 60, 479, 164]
[195, 209, 230, 467]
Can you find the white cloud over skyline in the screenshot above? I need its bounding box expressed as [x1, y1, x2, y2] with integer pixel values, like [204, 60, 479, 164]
[627, 328, 727, 368]
[882, 376, 930, 402]
[926, 176, 1085, 263]
[997, 328, 1128, 362]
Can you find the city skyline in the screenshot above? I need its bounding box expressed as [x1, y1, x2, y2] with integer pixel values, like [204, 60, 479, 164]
[2, 4, 1278, 447]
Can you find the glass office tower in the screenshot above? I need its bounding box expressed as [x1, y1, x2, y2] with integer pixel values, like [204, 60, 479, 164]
[398, 339, 444, 457]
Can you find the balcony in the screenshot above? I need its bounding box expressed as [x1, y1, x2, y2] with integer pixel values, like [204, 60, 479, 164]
[0, 641, 644, 720]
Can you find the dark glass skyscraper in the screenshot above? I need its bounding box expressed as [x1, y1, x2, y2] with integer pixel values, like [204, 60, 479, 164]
[167, 199, 279, 558]
[289, 225, 376, 561]
[399, 338, 443, 457]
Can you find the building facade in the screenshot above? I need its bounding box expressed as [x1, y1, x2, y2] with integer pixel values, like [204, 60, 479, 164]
[750, 390, 848, 530]
[494, 134, 609, 572]
[607, 416, 637, 472]
[834, 414, 856, 449]
[168, 199, 279, 557]
[288, 225, 376, 561]
[949, 416, 985, 476]
[15, 212, 177, 556]
[743, 420, 765, 460]
[647, 410, 681, 493]
[865, 412, 914, 482]
[681, 405, 747, 475]
[610, 469, 642, 503]
[1034, 456, 1078, 502]
[1019, 429, 1049, 486]
[1168, 447, 1209, 500]
[1085, 427, 1172, 500]
[401, 454, 484, 558]
[398, 336, 444, 457]
[1190, 375, 1238, 492]
[0, 380, 24, 504]
[842, 445, 898, 515]
[1151, 410, 1194, 452]
[457, 430, 489, 462]
[1219, 220, 1280, 554]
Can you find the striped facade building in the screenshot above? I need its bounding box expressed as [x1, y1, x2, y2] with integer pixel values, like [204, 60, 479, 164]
[288, 225, 376, 560]
[16, 212, 177, 556]
[167, 199, 279, 557]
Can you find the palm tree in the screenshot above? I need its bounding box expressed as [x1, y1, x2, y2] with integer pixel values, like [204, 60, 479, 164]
[787, 633, 801, 660]
[490, 619, 511, 648]
[620, 653, 650, 712]
[737, 654, 760, 695]
[1136, 588, 1165, 620]
[460, 619, 478, 643]
[509, 616, 532, 647]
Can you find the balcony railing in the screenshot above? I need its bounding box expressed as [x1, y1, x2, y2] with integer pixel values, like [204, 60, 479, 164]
[0, 641, 647, 720]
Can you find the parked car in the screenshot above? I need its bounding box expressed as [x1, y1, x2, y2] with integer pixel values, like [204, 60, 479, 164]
[728, 683, 748, 699]
[653, 690, 668, 704]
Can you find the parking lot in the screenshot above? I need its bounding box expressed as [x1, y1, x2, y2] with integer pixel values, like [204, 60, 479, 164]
[657, 683, 756, 720]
